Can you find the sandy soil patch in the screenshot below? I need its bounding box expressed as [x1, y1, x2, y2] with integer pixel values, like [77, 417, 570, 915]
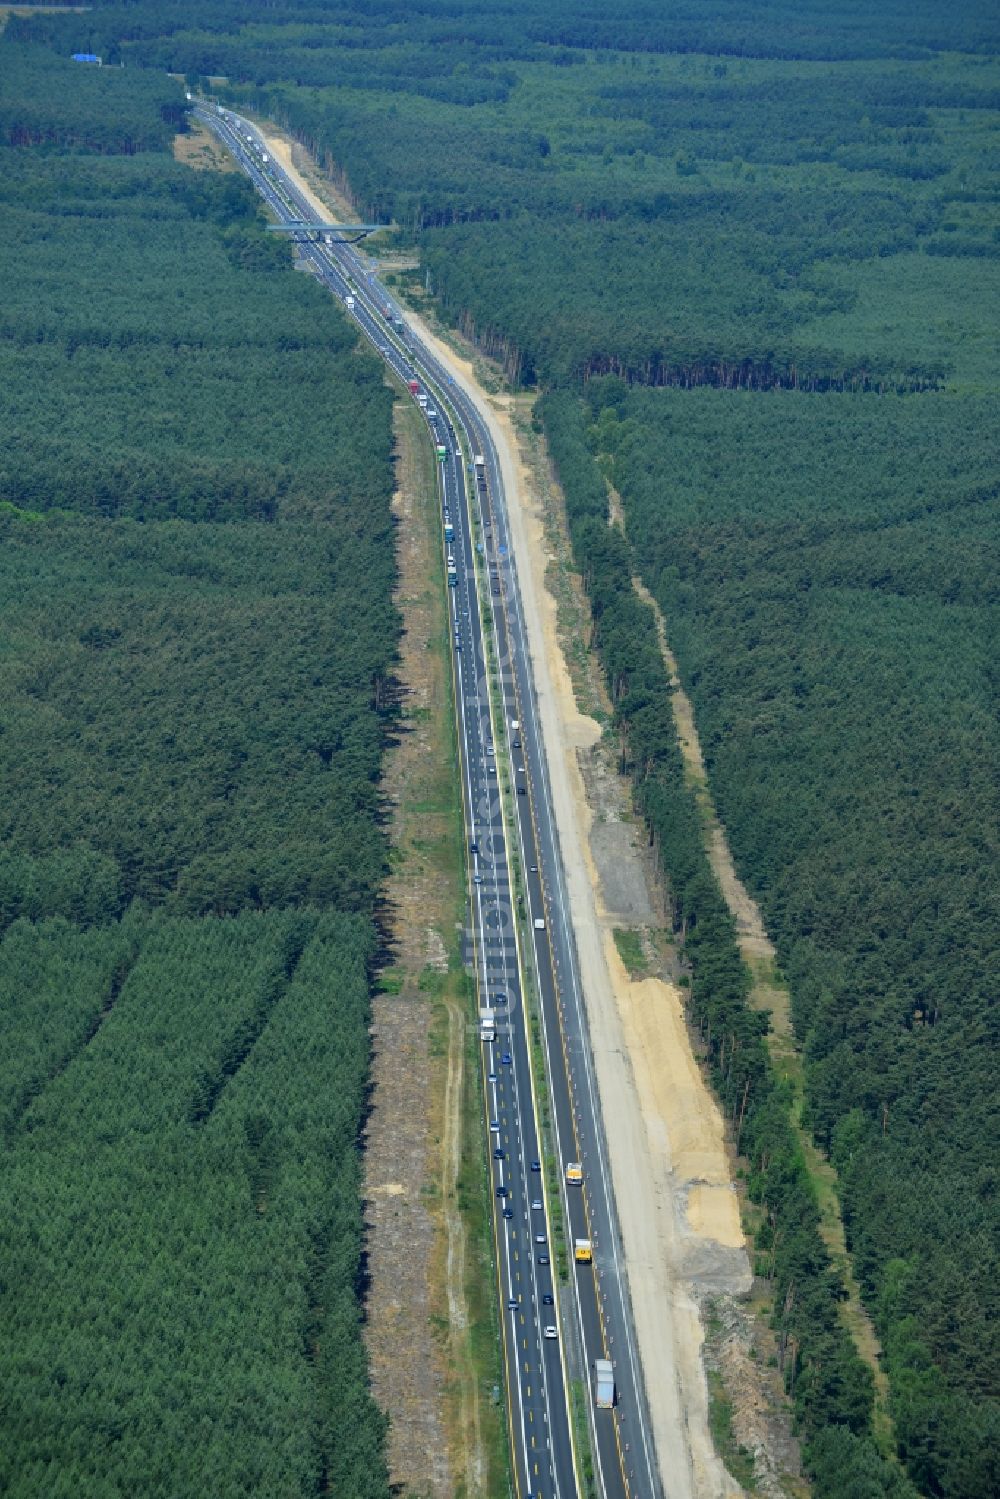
[253, 122, 360, 226]
[173, 119, 237, 173]
[613, 956, 743, 1250]
[263, 135, 334, 222]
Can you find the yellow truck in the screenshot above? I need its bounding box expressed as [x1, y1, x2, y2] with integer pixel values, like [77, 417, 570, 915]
[574, 1238, 593, 1264]
[565, 1161, 583, 1186]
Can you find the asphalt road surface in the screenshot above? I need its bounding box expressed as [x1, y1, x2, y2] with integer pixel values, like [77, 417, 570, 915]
[198, 103, 663, 1499]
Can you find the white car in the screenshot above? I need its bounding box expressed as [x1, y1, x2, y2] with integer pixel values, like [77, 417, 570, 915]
[543, 1325, 558, 1341]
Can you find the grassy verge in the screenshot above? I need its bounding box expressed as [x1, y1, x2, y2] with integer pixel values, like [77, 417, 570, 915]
[611, 927, 648, 979]
[707, 1368, 758, 1493]
[570, 1379, 598, 1499]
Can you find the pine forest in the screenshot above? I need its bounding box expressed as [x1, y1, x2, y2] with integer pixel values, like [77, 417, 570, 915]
[2, 2, 997, 1497]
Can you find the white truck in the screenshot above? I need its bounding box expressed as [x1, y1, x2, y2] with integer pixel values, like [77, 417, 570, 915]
[479, 1008, 496, 1043]
[594, 1359, 615, 1410]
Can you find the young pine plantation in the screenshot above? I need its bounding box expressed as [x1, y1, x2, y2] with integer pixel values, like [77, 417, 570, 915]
[0, 44, 396, 1497]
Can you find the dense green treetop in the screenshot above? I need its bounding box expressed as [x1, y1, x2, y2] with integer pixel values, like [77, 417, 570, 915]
[10, 3, 999, 385]
[586, 380, 999, 1499]
[10, 0, 1000, 65]
[0, 40, 185, 150]
[0, 43, 396, 1495]
[3, 10, 998, 1497]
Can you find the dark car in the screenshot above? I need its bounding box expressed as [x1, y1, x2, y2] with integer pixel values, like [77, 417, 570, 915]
[502, 1207, 514, 1220]
[530, 1160, 541, 1173]
[501, 1052, 512, 1066]
[496, 1185, 508, 1198]
[542, 1292, 554, 1306]
[537, 1253, 550, 1266]
[493, 1147, 505, 1160]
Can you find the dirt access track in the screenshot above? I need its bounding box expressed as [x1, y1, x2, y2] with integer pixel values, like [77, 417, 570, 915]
[255, 122, 749, 1499]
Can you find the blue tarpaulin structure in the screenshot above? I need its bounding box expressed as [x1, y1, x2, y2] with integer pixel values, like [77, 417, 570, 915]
[71, 53, 101, 64]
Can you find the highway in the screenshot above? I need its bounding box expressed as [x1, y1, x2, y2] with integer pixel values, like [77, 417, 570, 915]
[197, 103, 663, 1499]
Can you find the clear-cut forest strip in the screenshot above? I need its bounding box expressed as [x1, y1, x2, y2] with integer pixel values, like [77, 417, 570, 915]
[586, 381, 998, 1499]
[630, 568, 896, 1450]
[362, 397, 453, 1497]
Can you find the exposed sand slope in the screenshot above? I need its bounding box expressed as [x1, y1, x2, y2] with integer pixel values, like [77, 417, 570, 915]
[260, 133, 333, 222]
